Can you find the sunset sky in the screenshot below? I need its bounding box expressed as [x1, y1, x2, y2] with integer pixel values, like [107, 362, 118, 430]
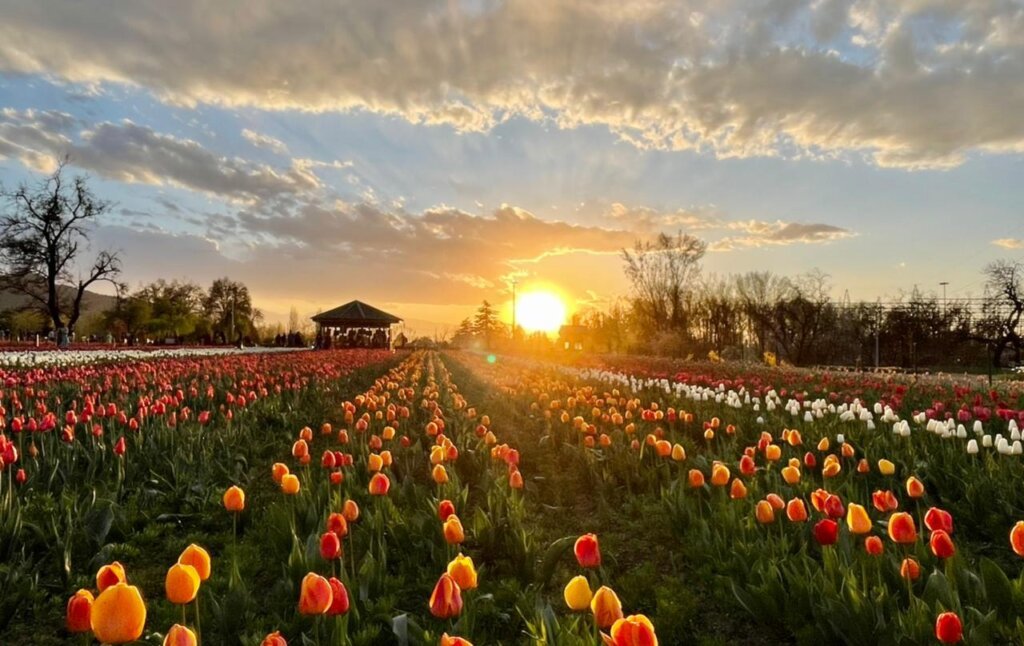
[1, 1, 1022, 334]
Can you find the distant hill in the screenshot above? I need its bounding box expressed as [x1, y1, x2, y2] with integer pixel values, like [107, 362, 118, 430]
[0, 283, 118, 318]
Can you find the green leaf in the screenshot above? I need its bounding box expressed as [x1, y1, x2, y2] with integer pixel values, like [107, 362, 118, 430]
[536, 535, 575, 587]
[980, 557, 1014, 620]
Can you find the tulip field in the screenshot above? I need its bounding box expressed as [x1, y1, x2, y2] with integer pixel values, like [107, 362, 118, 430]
[4, 349, 1024, 644]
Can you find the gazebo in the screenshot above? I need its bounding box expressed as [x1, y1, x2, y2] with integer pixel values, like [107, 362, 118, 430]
[312, 300, 402, 349]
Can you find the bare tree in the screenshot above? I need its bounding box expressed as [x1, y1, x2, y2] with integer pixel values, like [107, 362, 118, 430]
[975, 260, 1024, 368]
[621, 232, 706, 333]
[0, 161, 123, 332]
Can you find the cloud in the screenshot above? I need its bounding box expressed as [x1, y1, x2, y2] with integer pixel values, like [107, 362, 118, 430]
[710, 221, 855, 251]
[1, 0, 1022, 168]
[993, 238, 1024, 250]
[242, 128, 289, 155]
[0, 110, 320, 202]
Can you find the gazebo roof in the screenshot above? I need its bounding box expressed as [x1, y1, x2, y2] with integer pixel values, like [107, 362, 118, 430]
[312, 300, 402, 327]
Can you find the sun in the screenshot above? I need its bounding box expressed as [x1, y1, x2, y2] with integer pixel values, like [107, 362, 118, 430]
[514, 291, 567, 333]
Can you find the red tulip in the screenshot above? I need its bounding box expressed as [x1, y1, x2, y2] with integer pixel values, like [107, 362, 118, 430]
[327, 577, 350, 616]
[574, 533, 601, 568]
[930, 530, 956, 559]
[320, 532, 341, 560]
[813, 519, 839, 546]
[924, 507, 954, 534]
[935, 612, 963, 644]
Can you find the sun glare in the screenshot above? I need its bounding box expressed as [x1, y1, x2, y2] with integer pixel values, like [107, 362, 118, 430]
[514, 291, 567, 334]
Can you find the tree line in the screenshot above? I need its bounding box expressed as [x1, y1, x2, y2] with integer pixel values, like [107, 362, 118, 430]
[579, 232, 1022, 370]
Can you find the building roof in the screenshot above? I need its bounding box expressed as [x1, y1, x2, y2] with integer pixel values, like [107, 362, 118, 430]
[312, 300, 402, 327]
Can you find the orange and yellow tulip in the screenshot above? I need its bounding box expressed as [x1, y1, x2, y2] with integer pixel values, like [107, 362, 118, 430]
[591, 586, 624, 629]
[428, 573, 463, 619]
[846, 503, 872, 535]
[91, 583, 147, 644]
[604, 614, 658, 646]
[223, 485, 245, 512]
[281, 473, 301, 495]
[298, 573, 333, 615]
[164, 624, 198, 646]
[368, 472, 391, 495]
[888, 512, 917, 544]
[166, 563, 200, 604]
[446, 553, 478, 590]
[443, 515, 465, 544]
[178, 544, 211, 581]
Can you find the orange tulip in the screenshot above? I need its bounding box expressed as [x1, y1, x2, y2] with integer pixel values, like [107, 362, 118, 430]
[223, 485, 245, 512]
[888, 512, 917, 544]
[786, 498, 808, 522]
[262, 630, 287, 646]
[432, 464, 449, 484]
[343, 499, 360, 523]
[591, 586, 624, 629]
[766, 493, 785, 511]
[755, 500, 775, 524]
[166, 563, 201, 604]
[326, 512, 349, 539]
[440, 634, 474, 646]
[368, 472, 391, 495]
[292, 439, 309, 459]
[900, 557, 921, 581]
[281, 473, 301, 495]
[846, 503, 872, 535]
[905, 476, 925, 499]
[164, 624, 198, 646]
[688, 469, 705, 488]
[443, 515, 465, 544]
[66, 589, 94, 633]
[604, 614, 658, 646]
[272, 462, 289, 483]
[509, 469, 524, 489]
[428, 573, 463, 619]
[96, 561, 127, 592]
[710, 462, 730, 486]
[729, 478, 747, 499]
[781, 465, 800, 485]
[91, 583, 147, 644]
[298, 573, 333, 615]
[1011, 521, 1024, 557]
[574, 533, 601, 568]
[178, 544, 211, 581]
[765, 444, 782, 462]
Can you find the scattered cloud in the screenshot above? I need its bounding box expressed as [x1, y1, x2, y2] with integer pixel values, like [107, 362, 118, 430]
[241, 128, 289, 155]
[993, 238, 1024, 250]
[0, 110, 320, 203]
[1, 1, 1023, 168]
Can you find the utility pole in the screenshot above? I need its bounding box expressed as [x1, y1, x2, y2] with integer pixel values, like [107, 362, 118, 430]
[939, 281, 949, 315]
[874, 298, 881, 369]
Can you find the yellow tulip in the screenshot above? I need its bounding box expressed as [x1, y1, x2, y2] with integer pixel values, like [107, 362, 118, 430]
[563, 575, 593, 611]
